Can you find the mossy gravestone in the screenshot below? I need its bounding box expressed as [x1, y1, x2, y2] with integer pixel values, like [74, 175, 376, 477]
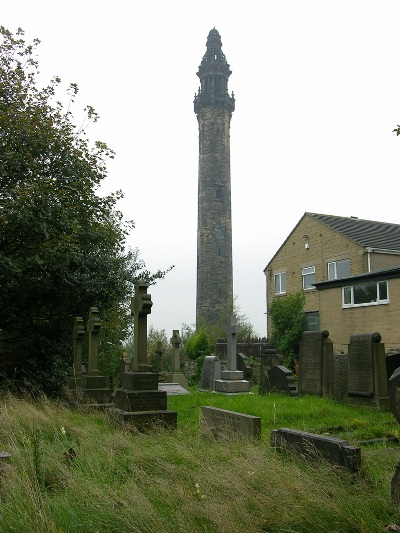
[298, 330, 332, 396]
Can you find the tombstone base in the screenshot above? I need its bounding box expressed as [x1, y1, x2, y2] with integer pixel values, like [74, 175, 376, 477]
[107, 408, 177, 432]
[164, 372, 188, 389]
[114, 388, 167, 411]
[81, 375, 108, 389]
[215, 379, 251, 394]
[62, 385, 113, 406]
[343, 393, 390, 409]
[120, 371, 159, 390]
[221, 370, 244, 380]
[66, 376, 82, 389]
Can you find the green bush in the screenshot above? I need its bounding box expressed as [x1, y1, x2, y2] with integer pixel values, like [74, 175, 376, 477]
[184, 329, 211, 360]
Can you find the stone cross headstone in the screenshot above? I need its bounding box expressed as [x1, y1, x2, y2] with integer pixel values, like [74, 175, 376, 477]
[72, 316, 85, 384]
[154, 341, 164, 373]
[214, 315, 250, 394]
[225, 314, 241, 371]
[171, 330, 182, 373]
[130, 282, 153, 372]
[87, 307, 101, 375]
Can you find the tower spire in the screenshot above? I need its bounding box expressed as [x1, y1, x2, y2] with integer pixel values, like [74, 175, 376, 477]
[194, 29, 235, 329]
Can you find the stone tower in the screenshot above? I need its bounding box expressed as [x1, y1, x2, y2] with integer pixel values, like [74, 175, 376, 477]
[194, 28, 235, 329]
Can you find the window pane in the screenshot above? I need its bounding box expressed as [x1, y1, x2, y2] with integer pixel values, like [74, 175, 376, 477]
[343, 286, 352, 305]
[353, 282, 377, 304]
[281, 273, 286, 293]
[274, 275, 280, 294]
[378, 281, 388, 301]
[328, 262, 335, 280]
[336, 259, 350, 279]
[303, 272, 316, 289]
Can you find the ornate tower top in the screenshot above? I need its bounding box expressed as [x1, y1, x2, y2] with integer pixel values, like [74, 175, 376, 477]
[194, 28, 235, 114]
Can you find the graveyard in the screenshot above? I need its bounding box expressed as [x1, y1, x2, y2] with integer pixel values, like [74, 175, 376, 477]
[0, 388, 400, 532]
[1, 284, 400, 531]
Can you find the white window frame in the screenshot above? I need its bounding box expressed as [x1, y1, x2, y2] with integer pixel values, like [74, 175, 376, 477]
[302, 266, 316, 290]
[328, 258, 350, 280]
[274, 272, 286, 295]
[342, 280, 389, 308]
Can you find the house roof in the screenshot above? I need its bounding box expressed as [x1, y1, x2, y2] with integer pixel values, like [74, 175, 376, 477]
[307, 213, 400, 251]
[264, 212, 400, 271]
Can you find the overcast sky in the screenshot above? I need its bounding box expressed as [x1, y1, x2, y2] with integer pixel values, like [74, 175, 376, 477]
[3, 1, 400, 337]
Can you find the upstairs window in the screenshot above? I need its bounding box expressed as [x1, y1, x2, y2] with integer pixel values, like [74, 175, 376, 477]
[328, 259, 350, 280]
[343, 280, 389, 307]
[274, 272, 286, 295]
[302, 266, 316, 290]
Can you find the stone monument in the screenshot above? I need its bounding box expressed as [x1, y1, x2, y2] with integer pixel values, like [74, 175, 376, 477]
[111, 282, 177, 431]
[298, 330, 333, 396]
[215, 315, 250, 394]
[344, 332, 389, 408]
[67, 316, 85, 390]
[260, 365, 297, 396]
[80, 307, 113, 404]
[199, 356, 222, 391]
[165, 330, 188, 389]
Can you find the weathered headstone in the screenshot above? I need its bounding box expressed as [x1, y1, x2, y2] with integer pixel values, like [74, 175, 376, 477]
[261, 365, 297, 396]
[259, 346, 283, 393]
[199, 355, 222, 391]
[202, 406, 261, 440]
[215, 315, 250, 394]
[344, 332, 389, 408]
[298, 330, 332, 396]
[67, 316, 85, 389]
[271, 428, 361, 473]
[165, 330, 188, 390]
[153, 341, 164, 374]
[80, 308, 112, 404]
[111, 282, 177, 431]
[389, 367, 400, 422]
[237, 353, 252, 381]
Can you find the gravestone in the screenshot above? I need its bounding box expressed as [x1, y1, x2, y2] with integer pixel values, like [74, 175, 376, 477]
[386, 352, 400, 382]
[237, 353, 252, 381]
[261, 365, 297, 396]
[389, 367, 400, 423]
[80, 308, 112, 404]
[271, 428, 361, 473]
[153, 341, 164, 374]
[215, 315, 250, 394]
[298, 330, 333, 396]
[67, 316, 85, 390]
[260, 346, 283, 393]
[344, 332, 389, 408]
[202, 406, 261, 440]
[165, 330, 188, 390]
[111, 282, 177, 431]
[200, 356, 222, 391]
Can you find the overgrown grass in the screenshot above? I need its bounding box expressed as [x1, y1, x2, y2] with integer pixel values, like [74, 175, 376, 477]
[0, 389, 399, 532]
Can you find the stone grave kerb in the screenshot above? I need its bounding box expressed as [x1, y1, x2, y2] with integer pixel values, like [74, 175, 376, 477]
[87, 307, 101, 375]
[170, 330, 182, 372]
[73, 316, 85, 380]
[130, 282, 153, 372]
[225, 314, 241, 371]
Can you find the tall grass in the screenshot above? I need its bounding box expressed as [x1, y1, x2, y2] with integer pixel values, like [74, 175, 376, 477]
[0, 390, 399, 532]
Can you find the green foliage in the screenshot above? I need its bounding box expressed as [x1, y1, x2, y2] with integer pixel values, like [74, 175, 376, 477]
[0, 27, 171, 393]
[0, 393, 399, 532]
[147, 326, 173, 373]
[269, 292, 305, 369]
[184, 328, 211, 360]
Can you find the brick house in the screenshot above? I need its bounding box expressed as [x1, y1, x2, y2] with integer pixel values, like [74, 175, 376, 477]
[264, 212, 400, 352]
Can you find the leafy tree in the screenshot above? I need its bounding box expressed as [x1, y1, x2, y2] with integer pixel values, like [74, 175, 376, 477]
[147, 326, 173, 373]
[269, 292, 305, 369]
[184, 328, 212, 360]
[0, 27, 171, 393]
